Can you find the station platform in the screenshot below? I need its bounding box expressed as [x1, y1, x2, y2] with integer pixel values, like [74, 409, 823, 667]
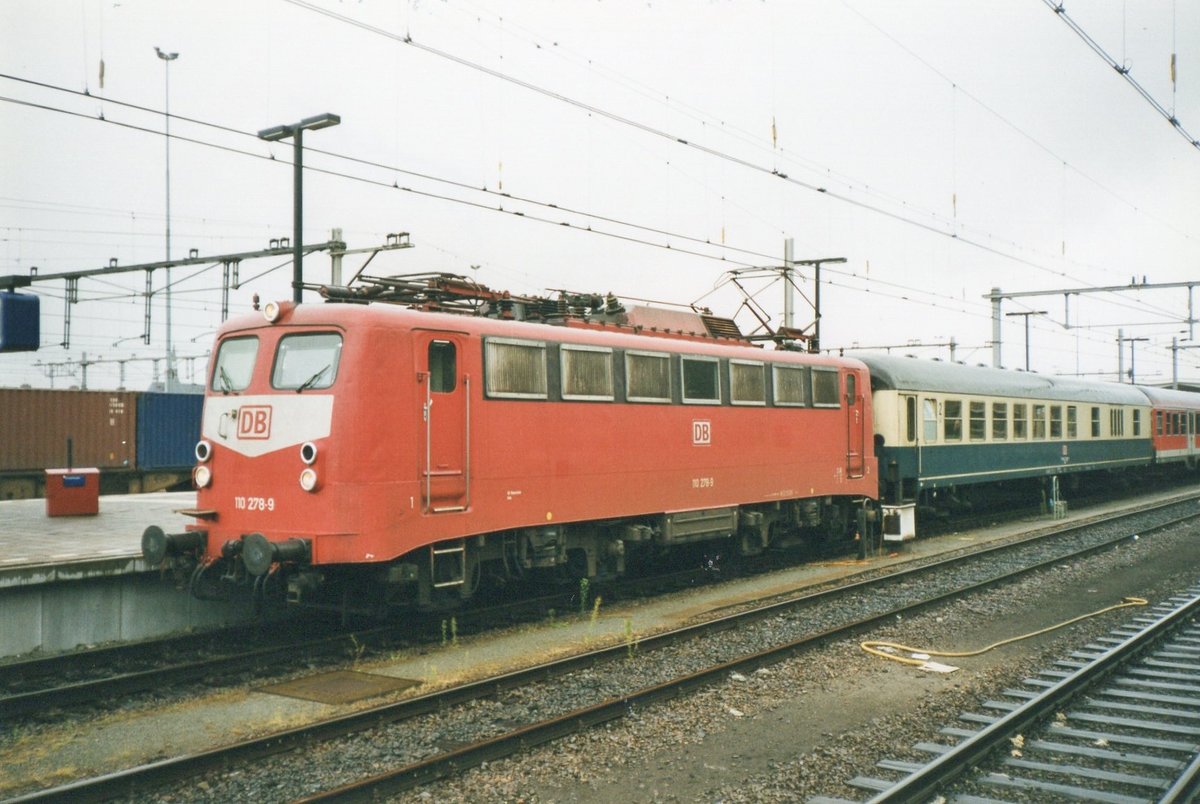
[0, 491, 195, 578]
[0, 492, 262, 660]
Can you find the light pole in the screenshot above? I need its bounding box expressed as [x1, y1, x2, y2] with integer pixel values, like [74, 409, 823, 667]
[155, 46, 178, 391]
[257, 114, 341, 304]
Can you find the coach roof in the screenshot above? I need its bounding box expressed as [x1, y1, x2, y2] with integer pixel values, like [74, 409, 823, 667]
[859, 354, 1150, 405]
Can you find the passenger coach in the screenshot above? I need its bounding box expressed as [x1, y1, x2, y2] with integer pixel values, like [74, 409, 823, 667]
[1139, 385, 1200, 467]
[860, 354, 1153, 540]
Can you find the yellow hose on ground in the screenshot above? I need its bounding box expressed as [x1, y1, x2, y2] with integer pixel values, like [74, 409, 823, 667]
[861, 596, 1149, 668]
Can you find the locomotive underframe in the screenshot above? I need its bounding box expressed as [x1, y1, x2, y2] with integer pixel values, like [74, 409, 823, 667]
[179, 494, 873, 614]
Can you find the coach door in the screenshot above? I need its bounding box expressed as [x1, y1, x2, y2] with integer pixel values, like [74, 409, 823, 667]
[845, 370, 866, 478]
[416, 332, 470, 513]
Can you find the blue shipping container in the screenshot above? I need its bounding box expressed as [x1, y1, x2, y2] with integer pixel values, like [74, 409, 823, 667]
[136, 392, 204, 470]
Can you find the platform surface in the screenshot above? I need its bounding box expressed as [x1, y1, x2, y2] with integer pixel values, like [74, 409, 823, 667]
[0, 491, 195, 571]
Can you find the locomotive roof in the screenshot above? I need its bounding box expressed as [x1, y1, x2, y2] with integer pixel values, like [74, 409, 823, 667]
[1137, 385, 1200, 410]
[858, 353, 1151, 405]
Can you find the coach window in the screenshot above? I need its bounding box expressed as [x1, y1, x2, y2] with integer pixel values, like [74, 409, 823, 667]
[1032, 405, 1047, 439]
[905, 396, 917, 442]
[484, 338, 548, 399]
[922, 399, 938, 442]
[1091, 406, 1102, 438]
[1133, 410, 1142, 437]
[812, 368, 840, 408]
[681, 356, 720, 404]
[561, 344, 614, 401]
[428, 341, 457, 393]
[1156, 411, 1164, 436]
[272, 333, 342, 391]
[944, 400, 963, 441]
[626, 351, 671, 403]
[773, 365, 806, 407]
[1013, 403, 1028, 440]
[1067, 406, 1078, 438]
[969, 401, 986, 441]
[212, 336, 258, 392]
[1049, 405, 1062, 439]
[730, 360, 766, 406]
[1110, 408, 1125, 437]
[992, 402, 1008, 440]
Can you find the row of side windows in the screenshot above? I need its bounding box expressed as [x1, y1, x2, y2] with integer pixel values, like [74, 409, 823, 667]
[482, 337, 844, 408]
[906, 398, 1141, 443]
[1155, 410, 1200, 436]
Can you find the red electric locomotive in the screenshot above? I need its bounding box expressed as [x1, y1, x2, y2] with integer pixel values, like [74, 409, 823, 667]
[143, 275, 877, 611]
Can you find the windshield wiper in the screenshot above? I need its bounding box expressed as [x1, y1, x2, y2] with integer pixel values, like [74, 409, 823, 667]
[219, 367, 235, 395]
[296, 365, 329, 393]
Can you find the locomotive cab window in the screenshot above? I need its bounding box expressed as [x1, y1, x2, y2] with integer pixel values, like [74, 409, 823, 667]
[626, 351, 671, 403]
[561, 344, 614, 401]
[484, 338, 548, 399]
[773, 365, 807, 407]
[428, 341, 456, 393]
[681, 356, 720, 404]
[271, 333, 342, 391]
[812, 368, 840, 408]
[212, 336, 258, 392]
[730, 360, 766, 406]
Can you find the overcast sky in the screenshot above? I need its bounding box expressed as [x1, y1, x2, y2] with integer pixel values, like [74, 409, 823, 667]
[2, 0, 1197, 390]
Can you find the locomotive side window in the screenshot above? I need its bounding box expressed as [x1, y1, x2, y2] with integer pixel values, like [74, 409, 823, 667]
[484, 338, 548, 399]
[561, 344, 614, 401]
[1067, 406, 1078, 438]
[626, 351, 671, 403]
[772, 365, 807, 407]
[1049, 405, 1062, 439]
[681, 356, 720, 404]
[992, 402, 1008, 440]
[922, 399, 937, 442]
[1013, 404, 1028, 439]
[730, 360, 766, 406]
[428, 341, 457, 393]
[1091, 406, 1101, 437]
[212, 336, 258, 392]
[943, 400, 963, 441]
[271, 333, 341, 391]
[969, 401, 986, 441]
[812, 368, 840, 408]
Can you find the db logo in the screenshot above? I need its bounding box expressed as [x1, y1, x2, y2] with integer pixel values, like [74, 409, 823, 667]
[692, 420, 711, 446]
[237, 406, 273, 440]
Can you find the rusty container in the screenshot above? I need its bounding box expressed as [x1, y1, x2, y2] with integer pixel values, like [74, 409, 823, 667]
[0, 388, 138, 472]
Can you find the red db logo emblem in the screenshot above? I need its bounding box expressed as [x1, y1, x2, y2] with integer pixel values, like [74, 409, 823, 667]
[237, 406, 273, 440]
[692, 420, 711, 446]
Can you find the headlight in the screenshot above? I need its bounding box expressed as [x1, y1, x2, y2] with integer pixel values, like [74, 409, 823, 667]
[194, 465, 213, 488]
[195, 440, 213, 462]
[300, 442, 318, 465]
[263, 300, 282, 323]
[299, 467, 318, 492]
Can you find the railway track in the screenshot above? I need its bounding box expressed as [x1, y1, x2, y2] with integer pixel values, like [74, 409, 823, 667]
[815, 582, 1200, 803]
[12, 495, 1199, 802]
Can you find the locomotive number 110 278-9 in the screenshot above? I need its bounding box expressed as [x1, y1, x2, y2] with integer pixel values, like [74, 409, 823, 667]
[233, 496, 276, 512]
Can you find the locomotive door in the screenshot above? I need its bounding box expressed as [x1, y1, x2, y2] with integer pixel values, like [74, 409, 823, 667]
[844, 370, 866, 478]
[416, 332, 470, 513]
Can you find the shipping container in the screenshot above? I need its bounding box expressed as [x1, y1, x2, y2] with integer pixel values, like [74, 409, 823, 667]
[0, 389, 138, 472]
[136, 392, 204, 470]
